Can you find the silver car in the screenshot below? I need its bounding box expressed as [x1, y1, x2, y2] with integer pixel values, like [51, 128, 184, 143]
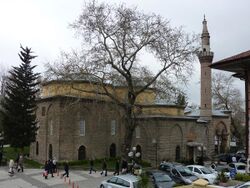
[100, 174, 141, 188]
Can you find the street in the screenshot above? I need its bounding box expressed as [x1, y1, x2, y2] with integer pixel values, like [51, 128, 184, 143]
[0, 167, 110, 188]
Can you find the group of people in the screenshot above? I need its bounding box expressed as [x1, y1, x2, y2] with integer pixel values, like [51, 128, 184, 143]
[43, 158, 57, 179]
[89, 158, 131, 176]
[8, 154, 24, 176]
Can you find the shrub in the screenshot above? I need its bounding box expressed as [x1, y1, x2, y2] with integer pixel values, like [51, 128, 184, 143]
[235, 173, 250, 182]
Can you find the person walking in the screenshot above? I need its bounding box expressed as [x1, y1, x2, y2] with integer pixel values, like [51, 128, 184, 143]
[62, 161, 69, 178]
[48, 159, 54, 177]
[121, 159, 128, 174]
[113, 159, 120, 175]
[8, 159, 15, 176]
[89, 159, 96, 174]
[18, 154, 24, 172]
[100, 159, 107, 176]
[43, 161, 49, 179]
[52, 158, 57, 173]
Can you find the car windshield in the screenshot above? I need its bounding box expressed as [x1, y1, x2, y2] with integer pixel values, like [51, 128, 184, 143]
[176, 166, 193, 176]
[200, 167, 213, 174]
[237, 165, 246, 170]
[154, 174, 172, 182]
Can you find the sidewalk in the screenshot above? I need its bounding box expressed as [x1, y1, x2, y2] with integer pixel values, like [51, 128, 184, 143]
[0, 166, 110, 188]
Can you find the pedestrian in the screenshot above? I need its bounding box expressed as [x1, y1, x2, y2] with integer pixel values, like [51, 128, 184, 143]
[52, 158, 57, 173]
[62, 161, 69, 178]
[8, 159, 15, 176]
[113, 159, 120, 175]
[15, 153, 20, 170]
[18, 154, 24, 172]
[121, 159, 128, 174]
[100, 159, 107, 176]
[48, 159, 54, 177]
[89, 159, 96, 174]
[0, 151, 2, 166]
[43, 160, 49, 179]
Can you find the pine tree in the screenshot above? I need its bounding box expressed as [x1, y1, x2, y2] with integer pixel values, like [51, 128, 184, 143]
[0, 46, 40, 149]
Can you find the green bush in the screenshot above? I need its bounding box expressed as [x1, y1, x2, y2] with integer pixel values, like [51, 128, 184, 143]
[235, 173, 250, 182]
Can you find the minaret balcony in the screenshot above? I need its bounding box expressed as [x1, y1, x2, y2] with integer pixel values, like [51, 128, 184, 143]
[198, 51, 214, 62]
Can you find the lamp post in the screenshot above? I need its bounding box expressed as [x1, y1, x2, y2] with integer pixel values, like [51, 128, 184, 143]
[152, 139, 158, 168]
[128, 146, 141, 175]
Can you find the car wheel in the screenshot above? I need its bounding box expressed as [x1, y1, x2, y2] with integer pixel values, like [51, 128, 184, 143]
[100, 185, 105, 188]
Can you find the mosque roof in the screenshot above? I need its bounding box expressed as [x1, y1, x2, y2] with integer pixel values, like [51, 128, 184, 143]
[184, 108, 229, 117]
[211, 50, 250, 79]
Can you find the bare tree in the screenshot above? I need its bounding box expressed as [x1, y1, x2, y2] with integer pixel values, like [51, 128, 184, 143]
[212, 72, 245, 147]
[45, 1, 198, 155]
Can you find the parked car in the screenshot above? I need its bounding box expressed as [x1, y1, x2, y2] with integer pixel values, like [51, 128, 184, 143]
[150, 171, 176, 188]
[159, 162, 198, 185]
[211, 164, 230, 179]
[100, 174, 141, 188]
[187, 165, 218, 184]
[231, 181, 250, 188]
[228, 162, 246, 174]
[215, 153, 235, 164]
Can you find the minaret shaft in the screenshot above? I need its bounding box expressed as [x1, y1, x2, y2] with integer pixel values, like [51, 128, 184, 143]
[198, 16, 214, 118]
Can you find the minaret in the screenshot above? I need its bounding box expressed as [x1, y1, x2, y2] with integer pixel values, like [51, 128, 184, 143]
[198, 16, 214, 119]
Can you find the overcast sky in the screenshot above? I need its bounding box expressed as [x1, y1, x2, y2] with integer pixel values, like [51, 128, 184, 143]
[0, 0, 248, 105]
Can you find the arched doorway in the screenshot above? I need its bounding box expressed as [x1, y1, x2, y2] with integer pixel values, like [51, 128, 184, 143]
[78, 145, 86, 160]
[175, 145, 180, 161]
[110, 143, 116, 158]
[48, 144, 52, 159]
[136, 145, 142, 159]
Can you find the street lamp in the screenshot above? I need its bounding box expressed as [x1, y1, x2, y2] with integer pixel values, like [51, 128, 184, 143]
[152, 138, 158, 168]
[128, 146, 141, 175]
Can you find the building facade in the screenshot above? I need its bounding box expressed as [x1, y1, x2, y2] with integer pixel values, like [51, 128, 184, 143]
[30, 18, 231, 165]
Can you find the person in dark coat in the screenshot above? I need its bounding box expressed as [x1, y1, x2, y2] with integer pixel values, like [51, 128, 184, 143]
[100, 159, 107, 176]
[89, 159, 96, 174]
[62, 161, 69, 177]
[121, 159, 128, 174]
[43, 161, 49, 179]
[113, 159, 120, 175]
[48, 159, 54, 177]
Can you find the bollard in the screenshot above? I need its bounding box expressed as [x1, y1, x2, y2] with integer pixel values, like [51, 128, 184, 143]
[68, 178, 71, 185]
[64, 176, 66, 182]
[72, 182, 74, 188]
[57, 170, 59, 176]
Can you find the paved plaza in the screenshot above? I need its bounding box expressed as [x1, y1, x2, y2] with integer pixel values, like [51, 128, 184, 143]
[0, 167, 110, 188]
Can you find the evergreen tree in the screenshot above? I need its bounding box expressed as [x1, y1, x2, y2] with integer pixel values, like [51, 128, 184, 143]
[0, 46, 40, 149]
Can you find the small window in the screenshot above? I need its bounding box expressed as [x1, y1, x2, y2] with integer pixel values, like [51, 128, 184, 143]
[135, 126, 140, 138]
[111, 120, 116, 136]
[36, 141, 39, 155]
[42, 107, 46, 116]
[49, 120, 53, 135]
[80, 120, 85, 136]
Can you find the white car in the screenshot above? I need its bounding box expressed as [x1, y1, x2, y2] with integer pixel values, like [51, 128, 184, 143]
[187, 165, 218, 184]
[100, 174, 141, 188]
[228, 162, 246, 174]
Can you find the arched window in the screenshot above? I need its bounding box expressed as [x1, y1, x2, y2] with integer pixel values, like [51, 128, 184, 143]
[48, 144, 53, 159]
[110, 143, 116, 158]
[175, 145, 180, 161]
[78, 145, 86, 160]
[36, 141, 39, 155]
